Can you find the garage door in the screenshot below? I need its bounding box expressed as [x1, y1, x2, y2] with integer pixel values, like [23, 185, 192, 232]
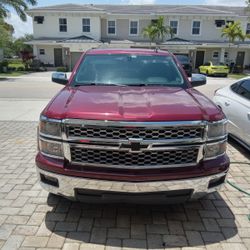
[70, 52, 82, 70]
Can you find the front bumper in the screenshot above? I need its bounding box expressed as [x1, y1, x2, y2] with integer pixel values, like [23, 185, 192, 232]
[210, 70, 229, 75]
[37, 166, 228, 203]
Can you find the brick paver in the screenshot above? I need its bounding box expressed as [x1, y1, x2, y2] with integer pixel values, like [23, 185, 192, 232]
[0, 121, 250, 250]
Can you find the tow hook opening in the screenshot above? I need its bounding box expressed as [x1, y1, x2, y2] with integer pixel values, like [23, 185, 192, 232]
[40, 173, 59, 187]
[208, 175, 226, 189]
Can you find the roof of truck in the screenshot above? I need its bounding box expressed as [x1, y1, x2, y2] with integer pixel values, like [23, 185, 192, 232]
[86, 48, 171, 56]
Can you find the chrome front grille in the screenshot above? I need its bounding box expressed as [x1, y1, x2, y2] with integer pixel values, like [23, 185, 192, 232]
[62, 120, 205, 169]
[67, 125, 203, 141]
[70, 147, 199, 168]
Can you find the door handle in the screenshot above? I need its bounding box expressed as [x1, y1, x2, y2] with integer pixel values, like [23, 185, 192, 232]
[248, 113, 250, 120]
[225, 101, 230, 106]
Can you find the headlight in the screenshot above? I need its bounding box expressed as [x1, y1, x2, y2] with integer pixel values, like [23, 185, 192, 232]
[207, 120, 227, 139]
[204, 140, 227, 159]
[40, 115, 62, 138]
[39, 139, 63, 158]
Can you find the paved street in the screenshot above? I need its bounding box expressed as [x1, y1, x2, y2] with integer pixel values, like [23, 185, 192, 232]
[0, 73, 250, 250]
[0, 72, 62, 121]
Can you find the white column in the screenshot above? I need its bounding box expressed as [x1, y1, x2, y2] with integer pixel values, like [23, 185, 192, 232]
[33, 45, 38, 58]
[220, 48, 225, 63]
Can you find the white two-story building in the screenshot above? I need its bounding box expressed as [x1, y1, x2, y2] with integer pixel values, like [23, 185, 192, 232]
[27, 4, 250, 70]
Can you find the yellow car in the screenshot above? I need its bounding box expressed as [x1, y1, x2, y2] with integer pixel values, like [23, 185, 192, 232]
[199, 61, 229, 77]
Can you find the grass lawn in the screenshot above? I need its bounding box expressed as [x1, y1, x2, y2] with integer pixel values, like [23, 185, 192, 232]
[0, 71, 30, 78]
[228, 73, 249, 79]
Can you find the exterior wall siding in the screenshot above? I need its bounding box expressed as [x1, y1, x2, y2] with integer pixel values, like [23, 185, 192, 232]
[29, 7, 250, 69]
[34, 45, 61, 65]
[33, 14, 101, 40]
[101, 16, 248, 42]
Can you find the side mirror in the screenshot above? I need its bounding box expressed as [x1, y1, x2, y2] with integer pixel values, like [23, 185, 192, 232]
[191, 74, 206, 87]
[52, 72, 68, 85]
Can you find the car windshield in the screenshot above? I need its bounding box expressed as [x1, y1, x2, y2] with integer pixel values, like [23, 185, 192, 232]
[72, 54, 186, 87]
[175, 55, 190, 63]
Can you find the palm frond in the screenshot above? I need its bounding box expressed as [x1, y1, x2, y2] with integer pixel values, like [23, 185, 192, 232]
[0, 0, 37, 21]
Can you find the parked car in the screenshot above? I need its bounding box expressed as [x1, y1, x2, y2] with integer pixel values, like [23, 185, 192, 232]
[199, 61, 229, 77]
[213, 77, 250, 150]
[175, 54, 192, 77]
[36, 49, 229, 204]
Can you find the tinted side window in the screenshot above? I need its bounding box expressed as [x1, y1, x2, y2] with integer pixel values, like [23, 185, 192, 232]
[231, 82, 240, 93]
[204, 62, 210, 66]
[237, 80, 250, 100]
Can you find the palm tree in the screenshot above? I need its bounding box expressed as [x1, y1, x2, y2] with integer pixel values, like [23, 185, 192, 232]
[221, 21, 245, 43]
[143, 16, 170, 47]
[0, 0, 37, 21]
[143, 25, 157, 48]
[154, 16, 169, 42]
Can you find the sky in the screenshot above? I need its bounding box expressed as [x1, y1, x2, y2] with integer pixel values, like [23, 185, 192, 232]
[6, 0, 247, 38]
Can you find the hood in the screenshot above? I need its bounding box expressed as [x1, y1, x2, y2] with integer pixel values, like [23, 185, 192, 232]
[43, 86, 224, 122]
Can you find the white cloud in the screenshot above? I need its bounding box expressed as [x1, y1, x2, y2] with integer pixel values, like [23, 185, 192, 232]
[122, 0, 155, 4]
[5, 12, 33, 38]
[204, 0, 246, 6]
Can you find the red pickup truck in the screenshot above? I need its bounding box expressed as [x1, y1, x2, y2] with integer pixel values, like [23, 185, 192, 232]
[36, 49, 229, 203]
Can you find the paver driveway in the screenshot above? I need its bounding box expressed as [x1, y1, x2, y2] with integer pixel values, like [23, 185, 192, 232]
[0, 121, 250, 250]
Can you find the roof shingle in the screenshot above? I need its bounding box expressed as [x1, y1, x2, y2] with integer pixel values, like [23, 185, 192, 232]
[28, 4, 248, 16]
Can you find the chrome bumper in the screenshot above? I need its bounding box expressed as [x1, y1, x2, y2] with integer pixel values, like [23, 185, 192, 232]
[37, 167, 227, 202]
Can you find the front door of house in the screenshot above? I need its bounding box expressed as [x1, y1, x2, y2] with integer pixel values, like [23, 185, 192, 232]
[235, 51, 245, 67]
[195, 51, 205, 69]
[54, 48, 63, 67]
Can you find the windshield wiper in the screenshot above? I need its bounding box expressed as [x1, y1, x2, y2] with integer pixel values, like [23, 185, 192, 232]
[128, 83, 168, 86]
[74, 83, 97, 86]
[74, 83, 127, 87]
[73, 83, 169, 87]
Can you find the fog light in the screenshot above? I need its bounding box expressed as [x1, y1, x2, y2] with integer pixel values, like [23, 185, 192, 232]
[40, 174, 59, 187]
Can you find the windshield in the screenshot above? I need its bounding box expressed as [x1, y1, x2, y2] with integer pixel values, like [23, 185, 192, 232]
[72, 54, 186, 87]
[175, 55, 190, 64]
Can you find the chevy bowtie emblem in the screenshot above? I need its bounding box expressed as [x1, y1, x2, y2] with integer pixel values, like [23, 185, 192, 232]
[121, 138, 148, 152]
[130, 141, 143, 152]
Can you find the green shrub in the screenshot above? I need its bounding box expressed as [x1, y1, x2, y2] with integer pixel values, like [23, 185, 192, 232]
[17, 66, 25, 71]
[8, 67, 16, 71]
[7, 59, 23, 64]
[1, 60, 9, 67]
[57, 67, 67, 72]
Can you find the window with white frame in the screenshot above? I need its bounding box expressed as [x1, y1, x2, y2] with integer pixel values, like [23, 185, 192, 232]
[246, 23, 250, 35]
[82, 18, 90, 32]
[224, 52, 229, 59]
[108, 20, 116, 35]
[212, 51, 219, 59]
[59, 18, 67, 32]
[129, 20, 138, 35]
[170, 20, 178, 35]
[39, 49, 45, 55]
[192, 21, 201, 35]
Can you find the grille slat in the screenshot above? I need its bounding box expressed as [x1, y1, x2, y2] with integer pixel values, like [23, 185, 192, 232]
[68, 126, 203, 140]
[70, 147, 198, 168]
